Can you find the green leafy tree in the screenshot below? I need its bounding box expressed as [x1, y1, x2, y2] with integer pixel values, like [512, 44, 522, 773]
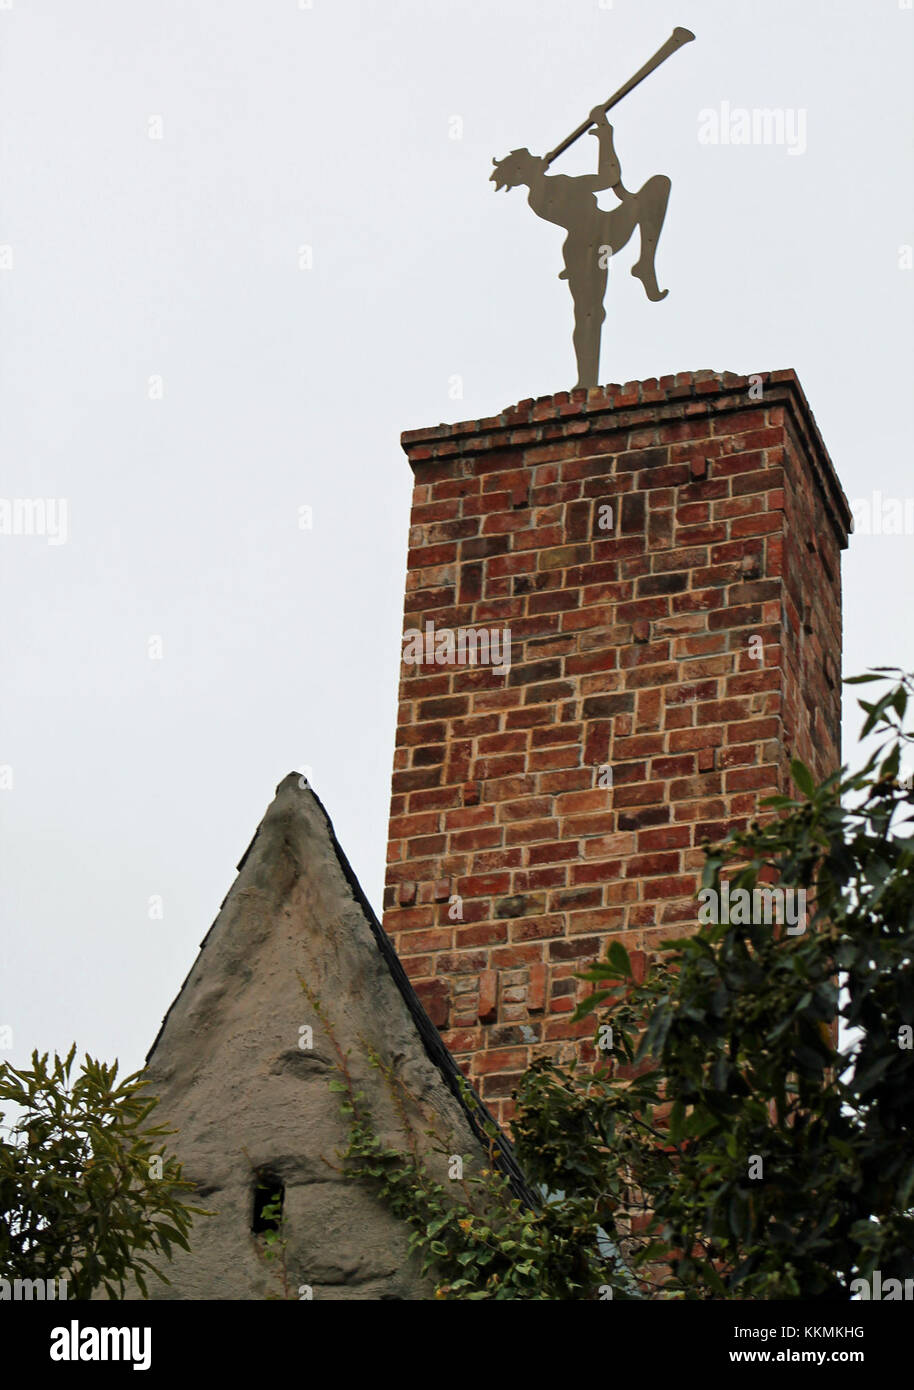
[342, 669, 913, 1299]
[514, 667, 914, 1298]
[0, 1046, 204, 1298]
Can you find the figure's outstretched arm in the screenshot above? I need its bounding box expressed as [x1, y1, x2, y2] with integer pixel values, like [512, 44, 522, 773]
[583, 107, 623, 193]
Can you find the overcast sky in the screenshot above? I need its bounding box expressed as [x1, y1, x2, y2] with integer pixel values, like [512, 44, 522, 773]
[1, 0, 911, 1076]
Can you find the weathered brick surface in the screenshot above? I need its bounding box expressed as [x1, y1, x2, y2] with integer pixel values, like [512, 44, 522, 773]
[385, 370, 851, 1123]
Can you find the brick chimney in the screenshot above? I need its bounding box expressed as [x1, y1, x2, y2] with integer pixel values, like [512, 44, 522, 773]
[383, 370, 852, 1124]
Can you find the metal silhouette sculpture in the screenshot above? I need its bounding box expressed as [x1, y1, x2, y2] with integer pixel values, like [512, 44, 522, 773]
[491, 27, 695, 389]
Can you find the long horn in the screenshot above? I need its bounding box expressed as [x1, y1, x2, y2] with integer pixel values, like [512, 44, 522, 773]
[543, 26, 695, 169]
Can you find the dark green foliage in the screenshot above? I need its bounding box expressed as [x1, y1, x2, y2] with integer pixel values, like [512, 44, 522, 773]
[515, 668, 914, 1298]
[331, 1042, 608, 1299]
[0, 1046, 205, 1298]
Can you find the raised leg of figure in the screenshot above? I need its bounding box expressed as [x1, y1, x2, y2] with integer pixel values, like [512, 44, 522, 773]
[629, 174, 671, 302]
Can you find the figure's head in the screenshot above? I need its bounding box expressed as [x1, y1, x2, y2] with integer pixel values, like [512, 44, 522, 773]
[490, 149, 545, 191]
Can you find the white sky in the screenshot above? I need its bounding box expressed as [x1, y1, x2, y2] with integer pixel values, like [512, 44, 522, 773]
[1, 0, 912, 1075]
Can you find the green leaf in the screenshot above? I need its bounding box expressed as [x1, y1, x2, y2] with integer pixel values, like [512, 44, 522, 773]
[606, 941, 632, 977]
[790, 759, 815, 799]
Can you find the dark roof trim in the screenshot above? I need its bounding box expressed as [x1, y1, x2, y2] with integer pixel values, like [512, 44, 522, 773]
[309, 784, 540, 1211]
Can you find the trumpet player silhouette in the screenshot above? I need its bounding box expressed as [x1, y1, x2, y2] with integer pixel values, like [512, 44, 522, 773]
[490, 107, 670, 389]
[488, 28, 694, 388]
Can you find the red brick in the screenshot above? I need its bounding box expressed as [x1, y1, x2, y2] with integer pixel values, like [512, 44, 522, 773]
[528, 963, 547, 1011]
[450, 826, 504, 852]
[475, 1047, 528, 1075]
[457, 922, 508, 947]
[387, 375, 848, 1112]
[415, 979, 450, 1027]
[478, 969, 498, 1022]
[490, 944, 545, 969]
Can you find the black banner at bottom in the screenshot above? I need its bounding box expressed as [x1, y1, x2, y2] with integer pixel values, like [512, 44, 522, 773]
[4, 1297, 906, 1378]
